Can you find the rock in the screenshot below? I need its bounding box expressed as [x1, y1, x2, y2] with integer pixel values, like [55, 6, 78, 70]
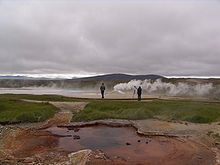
[23, 157, 35, 163]
[72, 135, 80, 140]
[92, 150, 107, 159]
[137, 140, 141, 142]
[126, 142, 131, 145]
[197, 156, 202, 159]
[215, 142, 220, 145]
[114, 156, 120, 159]
[88, 150, 109, 161]
[73, 128, 80, 132]
[68, 149, 92, 165]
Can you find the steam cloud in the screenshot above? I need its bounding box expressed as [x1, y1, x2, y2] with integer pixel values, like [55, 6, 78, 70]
[114, 79, 214, 96]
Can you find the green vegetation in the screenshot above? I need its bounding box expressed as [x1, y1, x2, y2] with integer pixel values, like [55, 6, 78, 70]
[0, 94, 77, 102]
[72, 100, 220, 123]
[1, 94, 220, 124]
[0, 97, 59, 123]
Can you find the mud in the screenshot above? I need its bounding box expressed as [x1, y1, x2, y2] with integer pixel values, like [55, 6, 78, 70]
[48, 125, 215, 164]
[0, 124, 216, 165]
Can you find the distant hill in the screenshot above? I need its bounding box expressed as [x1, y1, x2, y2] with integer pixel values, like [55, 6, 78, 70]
[72, 74, 165, 81]
[0, 76, 64, 80]
[0, 76, 31, 79]
[0, 74, 165, 88]
[1, 74, 220, 89]
[0, 74, 165, 81]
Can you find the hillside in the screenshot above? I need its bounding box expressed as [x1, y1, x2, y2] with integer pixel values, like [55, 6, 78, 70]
[72, 74, 165, 81]
[0, 74, 165, 88]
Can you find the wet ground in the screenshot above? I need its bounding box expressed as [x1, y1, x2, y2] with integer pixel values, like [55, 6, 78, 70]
[0, 125, 216, 165]
[0, 100, 219, 165]
[46, 126, 189, 160]
[48, 125, 216, 164]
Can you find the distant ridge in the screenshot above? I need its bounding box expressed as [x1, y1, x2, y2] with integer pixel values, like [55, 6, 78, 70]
[0, 74, 165, 81]
[0, 76, 64, 80]
[72, 74, 165, 81]
[0, 76, 30, 79]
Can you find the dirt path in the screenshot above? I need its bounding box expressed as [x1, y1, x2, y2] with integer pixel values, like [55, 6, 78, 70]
[37, 101, 88, 129]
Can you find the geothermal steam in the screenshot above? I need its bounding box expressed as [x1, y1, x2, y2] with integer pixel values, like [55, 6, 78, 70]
[114, 79, 213, 96]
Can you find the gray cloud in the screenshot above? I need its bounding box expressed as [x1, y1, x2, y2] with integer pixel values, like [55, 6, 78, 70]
[0, 0, 220, 76]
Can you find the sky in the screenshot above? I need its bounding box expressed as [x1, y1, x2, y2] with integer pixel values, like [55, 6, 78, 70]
[0, 0, 220, 78]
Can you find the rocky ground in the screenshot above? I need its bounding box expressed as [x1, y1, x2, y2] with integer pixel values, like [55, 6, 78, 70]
[0, 100, 219, 165]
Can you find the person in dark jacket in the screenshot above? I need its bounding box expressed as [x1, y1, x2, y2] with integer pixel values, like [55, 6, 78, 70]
[100, 83, 106, 99]
[137, 86, 142, 101]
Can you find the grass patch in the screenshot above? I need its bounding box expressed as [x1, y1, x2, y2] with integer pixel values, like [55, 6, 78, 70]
[72, 100, 220, 123]
[0, 94, 77, 102]
[1, 94, 220, 124]
[0, 97, 59, 123]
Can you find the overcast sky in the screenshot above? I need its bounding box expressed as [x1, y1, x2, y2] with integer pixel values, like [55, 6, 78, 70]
[0, 0, 220, 78]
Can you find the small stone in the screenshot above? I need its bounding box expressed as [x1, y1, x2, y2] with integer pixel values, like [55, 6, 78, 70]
[73, 128, 80, 132]
[215, 142, 220, 145]
[94, 154, 104, 159]
[73, 135, 80, 140]
[137, 140, 141, 142]
[23, 157, 34, 163]
[68, 149, 92, 165]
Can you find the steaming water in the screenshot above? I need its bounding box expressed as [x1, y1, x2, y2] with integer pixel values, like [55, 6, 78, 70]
[64, 90, 84, 93]
[1, 79, 219, 98]
[45, 125, 196, 162]
[0, 87, 96, 96]
[114, 79, 214, 96]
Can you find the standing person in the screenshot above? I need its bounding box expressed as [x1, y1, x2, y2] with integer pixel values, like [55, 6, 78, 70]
[100, 83, 106, 99]
[133, 86, 137, 99]
[137, 86, 142, 101]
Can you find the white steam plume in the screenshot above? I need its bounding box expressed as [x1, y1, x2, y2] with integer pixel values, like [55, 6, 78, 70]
[113, 79, 213, 96]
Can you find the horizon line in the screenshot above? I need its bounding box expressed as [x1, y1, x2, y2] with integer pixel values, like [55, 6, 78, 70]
[1, 73, 220, 79]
